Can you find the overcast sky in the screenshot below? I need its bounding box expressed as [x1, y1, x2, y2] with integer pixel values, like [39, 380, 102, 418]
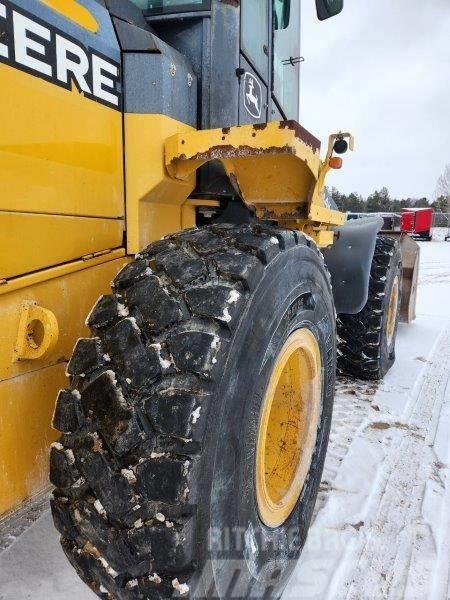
[300, 0, 450, 199]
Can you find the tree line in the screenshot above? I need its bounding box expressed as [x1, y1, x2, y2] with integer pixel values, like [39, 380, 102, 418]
[328, 164, 450, 216]
[328, 187, 448, 214]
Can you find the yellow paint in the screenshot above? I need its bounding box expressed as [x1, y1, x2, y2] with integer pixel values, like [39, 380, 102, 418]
[307, 203, 344, 227]
[165, 121, 346, 237]
[166, 120, 321, 191]
[387, 275, 399, 346]
[40, 0, 99, 32]
[0, 212, 123, 280]
[0, 363, 65, 516]
[0, 36, 125, 519]
[14, 303, 59, 362]
[0, 249, 126, 296]
[313, 131, 354, 225]
[302, 228, 335, 248]
[256, 328, 322, 529]
[0, 255, 127, 384]
[0, 63, 124, 219]
[124, 114, 196, 255]
[0, 256, 128, 516]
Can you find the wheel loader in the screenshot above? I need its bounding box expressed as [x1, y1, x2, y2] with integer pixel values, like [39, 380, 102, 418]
[0, 0, 420, 597]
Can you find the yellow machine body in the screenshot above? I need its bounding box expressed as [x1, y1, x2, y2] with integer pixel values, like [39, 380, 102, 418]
[0, 0, 346, 518]
[166, 121, 347, 248]
[0, 253, 127, 515]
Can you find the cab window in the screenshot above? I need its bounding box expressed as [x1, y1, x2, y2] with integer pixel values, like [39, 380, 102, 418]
[241, 0, 269, 81]
[274, 0, 290, 30]
[273, 0, 300, 119]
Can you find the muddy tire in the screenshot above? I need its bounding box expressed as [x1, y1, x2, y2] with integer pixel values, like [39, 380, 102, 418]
[50, 224, 336, 600]
[337, 236, 402, 380]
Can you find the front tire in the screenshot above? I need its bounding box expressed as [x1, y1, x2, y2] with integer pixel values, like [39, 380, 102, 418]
[50, 224, 336, 599]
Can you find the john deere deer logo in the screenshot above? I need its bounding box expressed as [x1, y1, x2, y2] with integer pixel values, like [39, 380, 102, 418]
[243, 72, 262, 119]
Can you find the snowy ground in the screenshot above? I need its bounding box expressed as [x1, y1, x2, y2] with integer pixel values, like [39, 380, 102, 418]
[285, 233, 450, 600]
[0, 233, 449, 600]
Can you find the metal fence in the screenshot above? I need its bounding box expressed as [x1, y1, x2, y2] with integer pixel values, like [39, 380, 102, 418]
[433, 213, 450, 227]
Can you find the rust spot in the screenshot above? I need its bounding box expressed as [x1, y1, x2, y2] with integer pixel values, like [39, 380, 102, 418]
[257, 205, 308, 221]
[279, 120, 321, 153]
[220, 0, 239, 6]
[222, 127, 231, 135]
[176, 143, 297, 164]
[189, 144, 237, 161]
[253, 123, 268, 131]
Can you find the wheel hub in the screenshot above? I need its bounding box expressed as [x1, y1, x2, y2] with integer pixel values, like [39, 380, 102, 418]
[255, 328, 322, 529]
[386, 275, 399, 347]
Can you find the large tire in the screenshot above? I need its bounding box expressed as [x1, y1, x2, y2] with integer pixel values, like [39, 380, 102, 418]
[337, 235, 402, 380]
[50, 224, 336, 600]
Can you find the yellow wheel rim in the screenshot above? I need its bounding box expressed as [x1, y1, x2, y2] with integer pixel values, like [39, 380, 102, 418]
[256, 328, 322, 529]
[386, 275, 399, 347]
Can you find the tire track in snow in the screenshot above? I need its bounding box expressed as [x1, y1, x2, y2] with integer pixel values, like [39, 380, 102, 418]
[283, 379, 383, 600]
[313, 378, 379, 517]
[343, 325, 450, 600]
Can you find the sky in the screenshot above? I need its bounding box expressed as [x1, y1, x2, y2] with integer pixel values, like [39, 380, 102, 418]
[300, 0, 450, 200]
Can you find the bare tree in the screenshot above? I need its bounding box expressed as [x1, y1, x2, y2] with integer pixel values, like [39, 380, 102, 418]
[435, 164, 450, 211]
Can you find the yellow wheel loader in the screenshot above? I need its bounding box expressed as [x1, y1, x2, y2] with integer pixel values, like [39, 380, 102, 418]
[0, 0, 419, 597]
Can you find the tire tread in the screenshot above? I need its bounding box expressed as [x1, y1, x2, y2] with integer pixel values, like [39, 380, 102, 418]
[337, 235, 401, 380]
[51, 225, 325, 598]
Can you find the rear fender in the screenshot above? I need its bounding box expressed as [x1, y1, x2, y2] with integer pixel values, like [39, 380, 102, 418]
[323, 216, 383, 314]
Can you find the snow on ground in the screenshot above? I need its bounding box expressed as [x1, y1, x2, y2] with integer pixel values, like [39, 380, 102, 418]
[0, 233, 449, 600]
[0, 509, 95, 600]
[285, 233, 450, 600]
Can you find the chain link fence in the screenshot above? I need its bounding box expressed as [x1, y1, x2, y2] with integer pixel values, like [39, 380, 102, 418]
[433, 212, 450, 227]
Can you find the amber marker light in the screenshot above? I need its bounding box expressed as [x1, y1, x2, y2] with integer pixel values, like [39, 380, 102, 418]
[329, 156, 343, 169]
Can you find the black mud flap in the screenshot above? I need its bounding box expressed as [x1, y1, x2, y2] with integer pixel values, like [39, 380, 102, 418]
[323, 216, 383, 314]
